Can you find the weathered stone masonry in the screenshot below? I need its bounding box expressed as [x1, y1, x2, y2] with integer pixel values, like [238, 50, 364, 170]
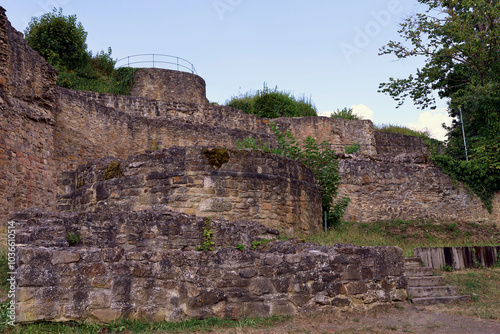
[13, 208, 407, 323]
[1, 4, 496, 228]
[0, 7, 58, 228]
[0, 5, 496, 323]
[56, 147, 323, 235]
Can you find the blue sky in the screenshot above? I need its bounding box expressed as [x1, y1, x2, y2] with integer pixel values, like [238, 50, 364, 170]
[2, 0, 452, 139]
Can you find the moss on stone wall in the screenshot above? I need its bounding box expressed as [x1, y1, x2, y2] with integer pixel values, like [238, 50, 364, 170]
[104, 162, 123, 180]
[203, 148, 230, 168]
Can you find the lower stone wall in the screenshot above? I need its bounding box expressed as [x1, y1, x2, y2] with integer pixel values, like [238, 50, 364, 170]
[338, 156, 495, 223]
[56, 147, 323, 235]
[13, 209, 407, 323]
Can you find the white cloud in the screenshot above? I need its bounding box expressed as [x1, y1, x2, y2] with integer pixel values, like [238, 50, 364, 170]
[350, 104, 374, 120]
[318, 104, 374, 121]
[406, 108, 452, 141]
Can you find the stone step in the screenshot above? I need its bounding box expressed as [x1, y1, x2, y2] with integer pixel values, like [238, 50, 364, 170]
[405, 257, 423, 268]
[411, 295, 471, 305]
[407, 276, 446, 287]
[405, 266, 434, 277]
[407, 286, 458, 298]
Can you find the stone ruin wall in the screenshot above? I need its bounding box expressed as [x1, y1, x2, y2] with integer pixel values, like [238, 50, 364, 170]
[130, 67, 207, 105]
[0, 4, 498, 230]
[13, 209, 407, 323]
[56, 147, 323, 235]
[0, 5, 496, 324]
[338, 157, 494, 223]
[0, 7, 59, 228]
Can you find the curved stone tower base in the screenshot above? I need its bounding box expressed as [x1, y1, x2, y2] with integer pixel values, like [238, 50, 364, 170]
[57, 146, 323, 235]
[131, 68, 207, 105]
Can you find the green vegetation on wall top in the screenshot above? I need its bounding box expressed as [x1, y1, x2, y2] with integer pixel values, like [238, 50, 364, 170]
[330, 107, 361, 120]
[24, 8, 136, 95]
[226, 83, 317, 119]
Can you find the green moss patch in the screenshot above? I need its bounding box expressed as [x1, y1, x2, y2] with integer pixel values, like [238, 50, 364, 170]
[203, 148, 230, 168]
[104, 162, 123, 180]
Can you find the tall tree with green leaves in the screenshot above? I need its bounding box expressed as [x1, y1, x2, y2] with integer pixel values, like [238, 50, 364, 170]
[379, 0, 500, 211]
[25, 8, 89, 70]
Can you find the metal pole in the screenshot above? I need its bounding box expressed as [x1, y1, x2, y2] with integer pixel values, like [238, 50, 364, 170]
[324, 211, 327, 232]
[459, 108, 469, 161]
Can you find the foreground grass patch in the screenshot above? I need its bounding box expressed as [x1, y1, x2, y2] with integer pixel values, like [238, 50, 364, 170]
[306, 220, 500, 256]
[441, 268, 500, 320]
[0, 315, 290, 334]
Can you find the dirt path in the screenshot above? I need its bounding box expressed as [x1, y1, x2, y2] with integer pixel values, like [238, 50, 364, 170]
[193, 303, 500, 334]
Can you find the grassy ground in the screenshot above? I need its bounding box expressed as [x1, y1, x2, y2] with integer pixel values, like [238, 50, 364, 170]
[439, 267, 500, 321]
[0, 316, 290, 334]
[305, 219, 500, 257]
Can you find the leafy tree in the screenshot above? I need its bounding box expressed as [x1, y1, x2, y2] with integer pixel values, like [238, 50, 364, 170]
[24, 9, 137, 95]
[379, 0, 500, 211]
[227, 83, 317, 118]
[25, 8, 88, 70]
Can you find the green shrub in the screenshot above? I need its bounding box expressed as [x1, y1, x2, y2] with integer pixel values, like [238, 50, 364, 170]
[197, 217, 215, 251]
[25, 9, 137, 95]
[330, 107, 360, 120]
[25, 8, 88, 71]
[227, 83, 317, 118]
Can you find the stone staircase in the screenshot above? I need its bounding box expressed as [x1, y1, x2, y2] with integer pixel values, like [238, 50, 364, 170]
[405, 257, 471, 305]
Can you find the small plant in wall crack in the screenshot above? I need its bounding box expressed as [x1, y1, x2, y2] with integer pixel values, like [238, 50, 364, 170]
[197, 217, 215, 251]
[66, 231, 81, 246]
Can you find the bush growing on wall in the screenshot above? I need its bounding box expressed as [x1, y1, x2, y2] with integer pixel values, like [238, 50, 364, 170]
[24, 8, 136, 95]
[227, 83, 317, 118]
[237, 122, 349, 227]
[330, 107, 360, 120]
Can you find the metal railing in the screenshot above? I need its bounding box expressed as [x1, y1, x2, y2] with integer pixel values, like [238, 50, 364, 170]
[115, 54, 198, 75]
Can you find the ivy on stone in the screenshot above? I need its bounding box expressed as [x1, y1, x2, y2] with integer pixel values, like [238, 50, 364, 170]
[237, 122, 349, 227]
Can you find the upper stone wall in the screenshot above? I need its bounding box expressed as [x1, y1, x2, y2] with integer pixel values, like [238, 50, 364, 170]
[131, 68, 207, 105]
[375, 131, 430, 156]
[0, 7, 58, 228]
[53, 87, 278, 171]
